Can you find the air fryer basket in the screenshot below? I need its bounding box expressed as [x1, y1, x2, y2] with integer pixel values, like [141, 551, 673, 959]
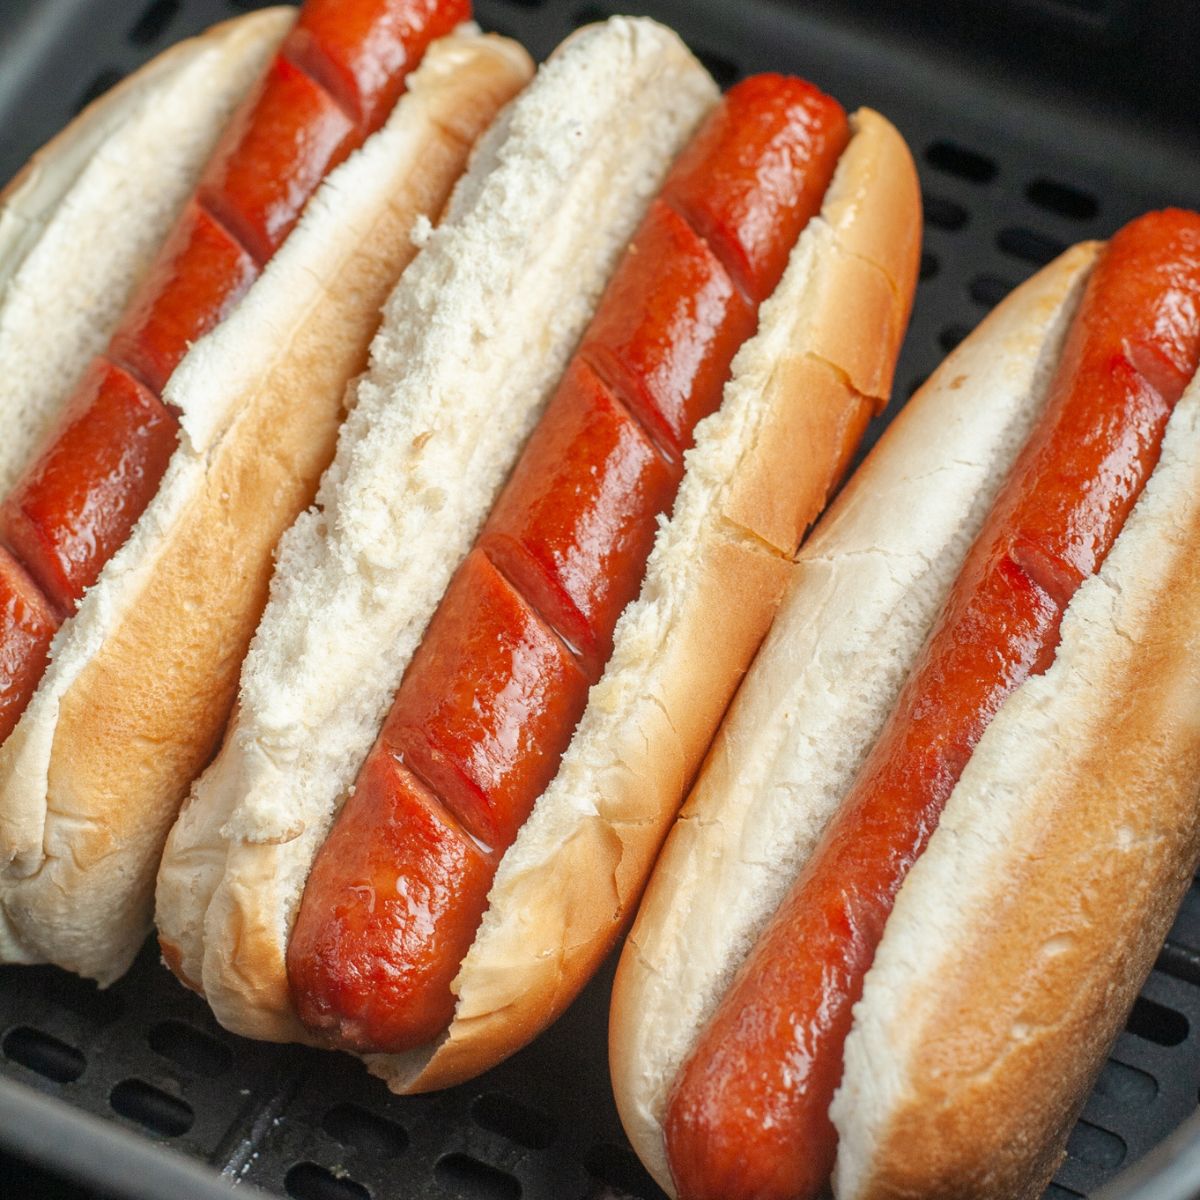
[2, 1, 1200, 1197]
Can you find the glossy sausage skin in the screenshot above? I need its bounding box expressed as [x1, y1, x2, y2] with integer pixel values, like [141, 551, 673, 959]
[292, 750, 495, 1052]
[195, 54, 358, 267]
[109, 201, 260, 397]
[0, 547, 59, 745]
[289, 0, 465, 133]
[664, 209, 1200, 1200]
[287, 76, 851, 1053]
[2, 360, 179, 613]
[0, 0, 465, 735]
[482, 358, 683, 677]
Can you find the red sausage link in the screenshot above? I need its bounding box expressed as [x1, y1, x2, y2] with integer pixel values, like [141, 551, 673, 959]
[288, 750, 495, 1052]
[0, 0, 460, 741]
[0, 360, 178, 611]
[196, 56, 357, 266]
[381, 548, 591, 854]
[581, 199, 757, 459]
[664, 209, 1200, 1200]
[110, 201, 260, 396]
[481, 360, 682, 677]
[0, 547, 59, 745]
[661, 74, 850, 301]
[294, 548, 589, 1047]
[290, 0, 472, 134]
[288, 76, 850, 1054]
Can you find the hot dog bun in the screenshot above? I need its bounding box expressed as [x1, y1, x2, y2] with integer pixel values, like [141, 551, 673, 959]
[156, 14, 920, 1094]
[610, 238, 1200, 1197]
[0, 7, 290, 498]
[0, 24, 533, 984]
[832, 363, 1200, 1197]
[416, 104, 919, 1094]
[157, 10, 723, 1051]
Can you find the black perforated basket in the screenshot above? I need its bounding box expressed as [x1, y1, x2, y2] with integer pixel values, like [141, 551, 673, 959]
[2, 2, 1200, 1198]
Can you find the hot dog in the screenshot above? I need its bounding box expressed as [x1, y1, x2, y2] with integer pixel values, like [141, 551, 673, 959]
[0, 0, 469, 706]
[0, 9, 293, 724]
[0, 1, 533, 982]
[610, 212, 1200, 1199]
[155, 15, 921, 1092]
[285, 73, 852, 1056]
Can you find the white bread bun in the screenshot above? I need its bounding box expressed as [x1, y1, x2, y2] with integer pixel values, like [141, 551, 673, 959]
[831, 335, 1200, 1197]
[611, 237, 1200, 1200]
[155, 87, 920, 1093]
[0, 28, 533, 984]
[609, 242, 1100, 1195]
[156, 14, 719, 1036]
[0, 7, 291, 497]
[406, 105, 920, 1095]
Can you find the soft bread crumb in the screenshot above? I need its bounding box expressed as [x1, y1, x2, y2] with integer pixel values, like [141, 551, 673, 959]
[0, 25, 530, 983]
[410, 213, 434, 248]
[0, 8, 291, 903]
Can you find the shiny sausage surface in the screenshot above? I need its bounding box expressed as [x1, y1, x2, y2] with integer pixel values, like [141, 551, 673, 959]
[1, 360, 178, 611]
[0, 547, 59, 745]
[195, 54, 358, 266]
[0, 0, 461, 735]
[109, 201, 260, 397]
[481, 358, 682, 677]
[664, 208, 1200, 1200]
[287, 76, 851, 1054]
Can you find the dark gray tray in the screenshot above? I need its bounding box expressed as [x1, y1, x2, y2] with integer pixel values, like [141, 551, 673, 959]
[2, 2, 1200, 1198]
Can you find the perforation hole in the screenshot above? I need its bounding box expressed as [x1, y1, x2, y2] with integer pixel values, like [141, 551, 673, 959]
[924, 196, 968, 231]
[321, 1103, 407, 1159]
[109, 1079, 193, 1137]
[73, 68, 124, 114]
[694, 50, 739, 88]
[472, 1092, 558, 1150]
[926, 141, 997, 184]
[584, 1143, 659, 1198]
[1095, 1058, 1158, 1105]
[997, 227, 1067, 266]
[147, 1020, 232, 1078]
[1066, 1121, 1127, 1169]
[129, 0, 181, 45]
[285, 1163, 370, 1200]
[435, 1153, 521, 1199]
[3, 1026, 85, 1083]
[919, 252, 939, 281]
[1027, 178, 1098, 221]
[939, 324, 972, 352]
[969, 275, 1013, 307]
[1126, 996, 1189, 1045]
